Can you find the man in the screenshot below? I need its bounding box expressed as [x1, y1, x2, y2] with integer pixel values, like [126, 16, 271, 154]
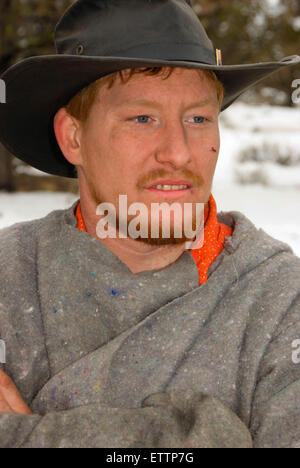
[0, 0, 299, 448]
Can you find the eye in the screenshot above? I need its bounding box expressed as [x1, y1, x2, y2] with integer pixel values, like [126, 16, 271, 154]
[133, 115, 151, 124]
[188, 116, 206, 124]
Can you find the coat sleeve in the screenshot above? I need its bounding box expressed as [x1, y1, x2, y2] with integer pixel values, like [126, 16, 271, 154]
[0, 390, 252, 448]
[250, 293, 300, 448]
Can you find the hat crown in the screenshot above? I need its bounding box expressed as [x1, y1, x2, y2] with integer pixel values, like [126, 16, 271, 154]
[54, 0, 216, 65]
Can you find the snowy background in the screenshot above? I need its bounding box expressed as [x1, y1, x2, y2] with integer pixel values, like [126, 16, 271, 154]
[0, 102, 299, 257]
[214, 103, 300, 257]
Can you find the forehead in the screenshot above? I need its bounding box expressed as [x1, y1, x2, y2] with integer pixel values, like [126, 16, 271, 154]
[95, 67, 218, 108]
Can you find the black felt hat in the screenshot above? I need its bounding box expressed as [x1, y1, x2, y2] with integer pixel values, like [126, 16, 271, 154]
[0, 0, 299, 178]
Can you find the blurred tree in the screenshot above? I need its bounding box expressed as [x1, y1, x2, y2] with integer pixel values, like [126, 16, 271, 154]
[0, 0, 77, 192]
[192, 0, 300, 105]
[0, 0, 75, 73]
[0, 0, 12, 75]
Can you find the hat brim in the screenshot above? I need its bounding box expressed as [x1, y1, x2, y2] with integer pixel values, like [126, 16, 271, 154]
[0, 54, 299, 178]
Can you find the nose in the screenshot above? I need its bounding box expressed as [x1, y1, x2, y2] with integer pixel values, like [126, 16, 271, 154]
[154, 120, 192, 169]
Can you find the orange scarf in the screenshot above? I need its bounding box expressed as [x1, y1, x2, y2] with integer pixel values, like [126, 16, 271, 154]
[75, 194, 233, 285]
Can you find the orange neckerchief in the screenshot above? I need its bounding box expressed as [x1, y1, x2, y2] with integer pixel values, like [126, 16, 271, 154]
[191, 194, 233, 284]
[75, 194, 233, 285]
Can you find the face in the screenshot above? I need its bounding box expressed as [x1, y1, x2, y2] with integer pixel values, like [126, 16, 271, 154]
[76, 67, 220, 243]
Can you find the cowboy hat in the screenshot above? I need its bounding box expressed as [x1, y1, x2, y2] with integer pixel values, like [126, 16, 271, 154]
[0, 0, 299, 178]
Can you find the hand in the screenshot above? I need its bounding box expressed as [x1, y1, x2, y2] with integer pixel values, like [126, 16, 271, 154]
[0, 369, 32, 415]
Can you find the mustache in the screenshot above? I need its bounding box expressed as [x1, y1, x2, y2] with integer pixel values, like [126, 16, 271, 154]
[137, 169, 204, 189]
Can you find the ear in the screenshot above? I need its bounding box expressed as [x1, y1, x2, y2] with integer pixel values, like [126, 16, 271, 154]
[53, 108, 83, 166]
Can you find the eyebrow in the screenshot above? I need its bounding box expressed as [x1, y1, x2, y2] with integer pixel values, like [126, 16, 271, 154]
[117, 98, 216, 111]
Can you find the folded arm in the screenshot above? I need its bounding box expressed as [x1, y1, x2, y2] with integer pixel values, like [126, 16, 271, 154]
[0, 379, 252, 448]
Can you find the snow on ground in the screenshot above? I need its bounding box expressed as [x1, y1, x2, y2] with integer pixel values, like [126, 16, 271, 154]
[0, 192, 78, 229]
[0, 102, 299, 257]
[213, 183, 300, 257]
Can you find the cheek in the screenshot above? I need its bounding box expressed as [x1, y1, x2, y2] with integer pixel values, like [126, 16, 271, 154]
[110, 126, 151, 161]
[108, 129, 152, 177]
[209, 124, 220, 148]
[210, 131, 220, 154]
[192, 129, 219, 166]
[210, 128, 221, 166]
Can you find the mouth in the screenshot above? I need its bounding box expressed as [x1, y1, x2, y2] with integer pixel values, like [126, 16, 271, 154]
[146, 180, 193, 194]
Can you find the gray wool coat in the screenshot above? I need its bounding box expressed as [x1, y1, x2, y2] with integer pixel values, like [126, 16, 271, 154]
[0, 199, 299, 448]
